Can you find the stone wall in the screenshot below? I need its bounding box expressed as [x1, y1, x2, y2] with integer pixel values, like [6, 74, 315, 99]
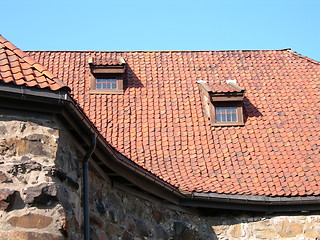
[0, 111, 70, 239]
[87, 169, 217, 240]
[210, 214, 320, 240]
[1, 111, 320, 240]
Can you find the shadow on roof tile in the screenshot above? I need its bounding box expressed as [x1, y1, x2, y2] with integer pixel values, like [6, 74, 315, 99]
[125, 65, 144, 90]
[244, 97, 263, 121]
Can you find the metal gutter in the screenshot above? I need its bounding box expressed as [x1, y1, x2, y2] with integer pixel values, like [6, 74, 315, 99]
[187, 192, 320, 205]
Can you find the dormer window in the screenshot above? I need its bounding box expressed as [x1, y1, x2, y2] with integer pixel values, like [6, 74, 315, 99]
[198, 80, 245, 126]
[89, 57, 126, 94]
[216, 106, 238, 122]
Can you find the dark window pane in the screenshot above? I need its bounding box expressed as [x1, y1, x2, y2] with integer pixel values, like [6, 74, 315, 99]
[96, 78, 118, 90]
[216, 106, 238, 122]
[216, 107, 224, 114]
[231, 113, 237, 121]
[227, 114, 232, 122]
[221, 114, 226, 122]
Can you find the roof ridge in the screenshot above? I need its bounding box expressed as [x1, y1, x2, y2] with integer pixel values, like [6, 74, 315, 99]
[25, 49, 293, 53]
[0, 35, 70, 91]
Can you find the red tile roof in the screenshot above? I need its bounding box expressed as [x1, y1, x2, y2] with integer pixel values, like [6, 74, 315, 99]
[0, 35, 69, 91]
[26, 49, 320, 197]
[209, 82, 244, 93]
[91, 57, 124, 66]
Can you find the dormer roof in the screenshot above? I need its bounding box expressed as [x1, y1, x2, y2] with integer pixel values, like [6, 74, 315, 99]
[209, 79, 245, 93]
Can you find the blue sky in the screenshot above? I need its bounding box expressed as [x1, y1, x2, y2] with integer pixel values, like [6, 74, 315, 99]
[2, 0, 320, 61]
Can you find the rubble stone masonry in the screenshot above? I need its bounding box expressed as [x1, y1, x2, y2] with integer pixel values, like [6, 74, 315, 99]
[0, 111, 320, 239]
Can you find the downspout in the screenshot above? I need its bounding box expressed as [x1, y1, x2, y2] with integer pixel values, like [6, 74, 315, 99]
[83, 133, 96, 240]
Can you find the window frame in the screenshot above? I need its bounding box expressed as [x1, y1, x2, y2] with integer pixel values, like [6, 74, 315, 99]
[89, 69, 125, 94]
[211, 101, 244, 126]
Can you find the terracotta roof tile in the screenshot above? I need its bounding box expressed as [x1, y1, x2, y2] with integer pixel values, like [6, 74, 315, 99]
[209, 82, 243, 93]
[25, 49, 320, 198]
[0, 35, 69, 91]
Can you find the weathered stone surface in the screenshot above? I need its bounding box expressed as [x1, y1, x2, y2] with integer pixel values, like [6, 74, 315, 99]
[90, 212, 104, 228]
[173, 221, 198, 240]
[8, 161, 42, 176]
[135, 219, 149, 237]
[211, 225, 228, 236]
[254, 228, 277, 239]
[96, 229, 109, 240]
[106, 222, 121, 236]
[0, 124, 7, 135]
[90, 226, 99, 240]
[8, 213, 53, 229]
[230, 224, 243, 238]
[0, 170, 11, 182]
[276, 219, 303, 238]
[1, 138, 51, 157]
[304, 220, 320, 238]
[152, 209, 163, 224]
[56, 185, 73, 212]
[23, 183, 57, 205]
[0, 188, 15, 210]
[95, 198, 107, 214]
[107, 207, 125, 224]
[0, 231, 65, 240]
[6, 191, 25, 211]
[51, 169, 79, 190]
[121, 231, 133, 240]
[125, 215, 136, 232]
[154, 224, 169, 239]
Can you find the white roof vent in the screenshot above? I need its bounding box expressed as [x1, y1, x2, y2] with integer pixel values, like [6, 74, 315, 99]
[226, 79, 244, 91]
[197, 80, 207, 84]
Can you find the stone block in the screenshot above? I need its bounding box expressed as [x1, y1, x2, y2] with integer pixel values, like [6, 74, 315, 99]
[304, 220, 320, 238]
[23, 183, 57, 205]
[154, 225, 169, 240]
[8, 213, 53, 229]
[8, 138, 51, 157]
[95, 198, 107, 214]
[125, 215, 136, 232]
[173, 221, 198, 240]
[276, 219, 303, 238]
[90, 212, 104, 228]
[106, 223, 121, 237]
[230, 224, 243, 238]
[211, 225, 227, 236]
[254, 227, 277, 239]
[152, 209, 163, 223]
[0, 231, 65, 240]
[121, 231, 133, 240]
[135, 219, 149, 237]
